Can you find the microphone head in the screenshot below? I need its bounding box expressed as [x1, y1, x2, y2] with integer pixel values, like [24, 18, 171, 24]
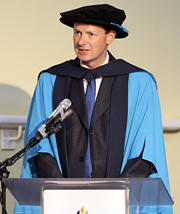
[60, 98, 71, 111]
[64, 108, 73, 118]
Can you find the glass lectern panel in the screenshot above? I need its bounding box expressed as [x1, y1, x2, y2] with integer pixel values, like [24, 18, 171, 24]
[3, 178, 173, 214]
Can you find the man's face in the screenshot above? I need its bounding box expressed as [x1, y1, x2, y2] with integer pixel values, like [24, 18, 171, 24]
[73, 23, 115, 69]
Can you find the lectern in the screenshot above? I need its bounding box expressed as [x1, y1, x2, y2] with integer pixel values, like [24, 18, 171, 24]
[3, 178, 173, 214]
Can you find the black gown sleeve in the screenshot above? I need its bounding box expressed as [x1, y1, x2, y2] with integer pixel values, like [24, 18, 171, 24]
[34, 153, 64, 178]
[119, 146, 152, 178]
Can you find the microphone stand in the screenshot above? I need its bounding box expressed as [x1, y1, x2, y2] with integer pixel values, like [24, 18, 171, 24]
[0, 118, 64, 214]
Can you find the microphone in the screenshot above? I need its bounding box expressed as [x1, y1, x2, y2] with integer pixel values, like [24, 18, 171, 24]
[0, 101, 72, 168]
[37, 98, 71, 138]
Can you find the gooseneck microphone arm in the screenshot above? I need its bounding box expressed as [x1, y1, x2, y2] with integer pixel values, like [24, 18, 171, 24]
[0, 107, 72, 177]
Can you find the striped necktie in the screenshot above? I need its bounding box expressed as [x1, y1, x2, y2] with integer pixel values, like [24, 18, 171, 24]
[83, 80, 96, 178]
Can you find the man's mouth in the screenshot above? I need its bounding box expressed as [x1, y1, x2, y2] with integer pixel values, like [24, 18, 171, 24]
[79, 48, 89, 53]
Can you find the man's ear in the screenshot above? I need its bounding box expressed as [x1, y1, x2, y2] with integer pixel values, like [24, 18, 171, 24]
[107, 30, 116, 45]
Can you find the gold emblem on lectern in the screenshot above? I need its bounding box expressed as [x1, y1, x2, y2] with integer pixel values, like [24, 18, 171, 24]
[77, 206, 88, 214]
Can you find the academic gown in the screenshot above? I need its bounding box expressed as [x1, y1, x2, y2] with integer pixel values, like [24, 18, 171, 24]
[14, 54, 173, 214]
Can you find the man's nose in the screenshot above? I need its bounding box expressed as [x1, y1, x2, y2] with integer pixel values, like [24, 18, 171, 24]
[78, 34, 87, 46]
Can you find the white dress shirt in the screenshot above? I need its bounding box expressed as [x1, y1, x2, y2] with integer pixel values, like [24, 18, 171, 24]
[80, 52, 109, 100]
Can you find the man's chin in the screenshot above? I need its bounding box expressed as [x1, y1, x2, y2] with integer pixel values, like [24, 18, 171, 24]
[78, 56, 91, 64]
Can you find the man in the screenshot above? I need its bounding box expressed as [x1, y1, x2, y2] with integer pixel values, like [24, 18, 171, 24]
[14, 4, 173, 214]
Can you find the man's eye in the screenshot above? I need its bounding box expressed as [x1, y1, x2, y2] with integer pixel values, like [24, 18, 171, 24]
[75, 31, 80, 35]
